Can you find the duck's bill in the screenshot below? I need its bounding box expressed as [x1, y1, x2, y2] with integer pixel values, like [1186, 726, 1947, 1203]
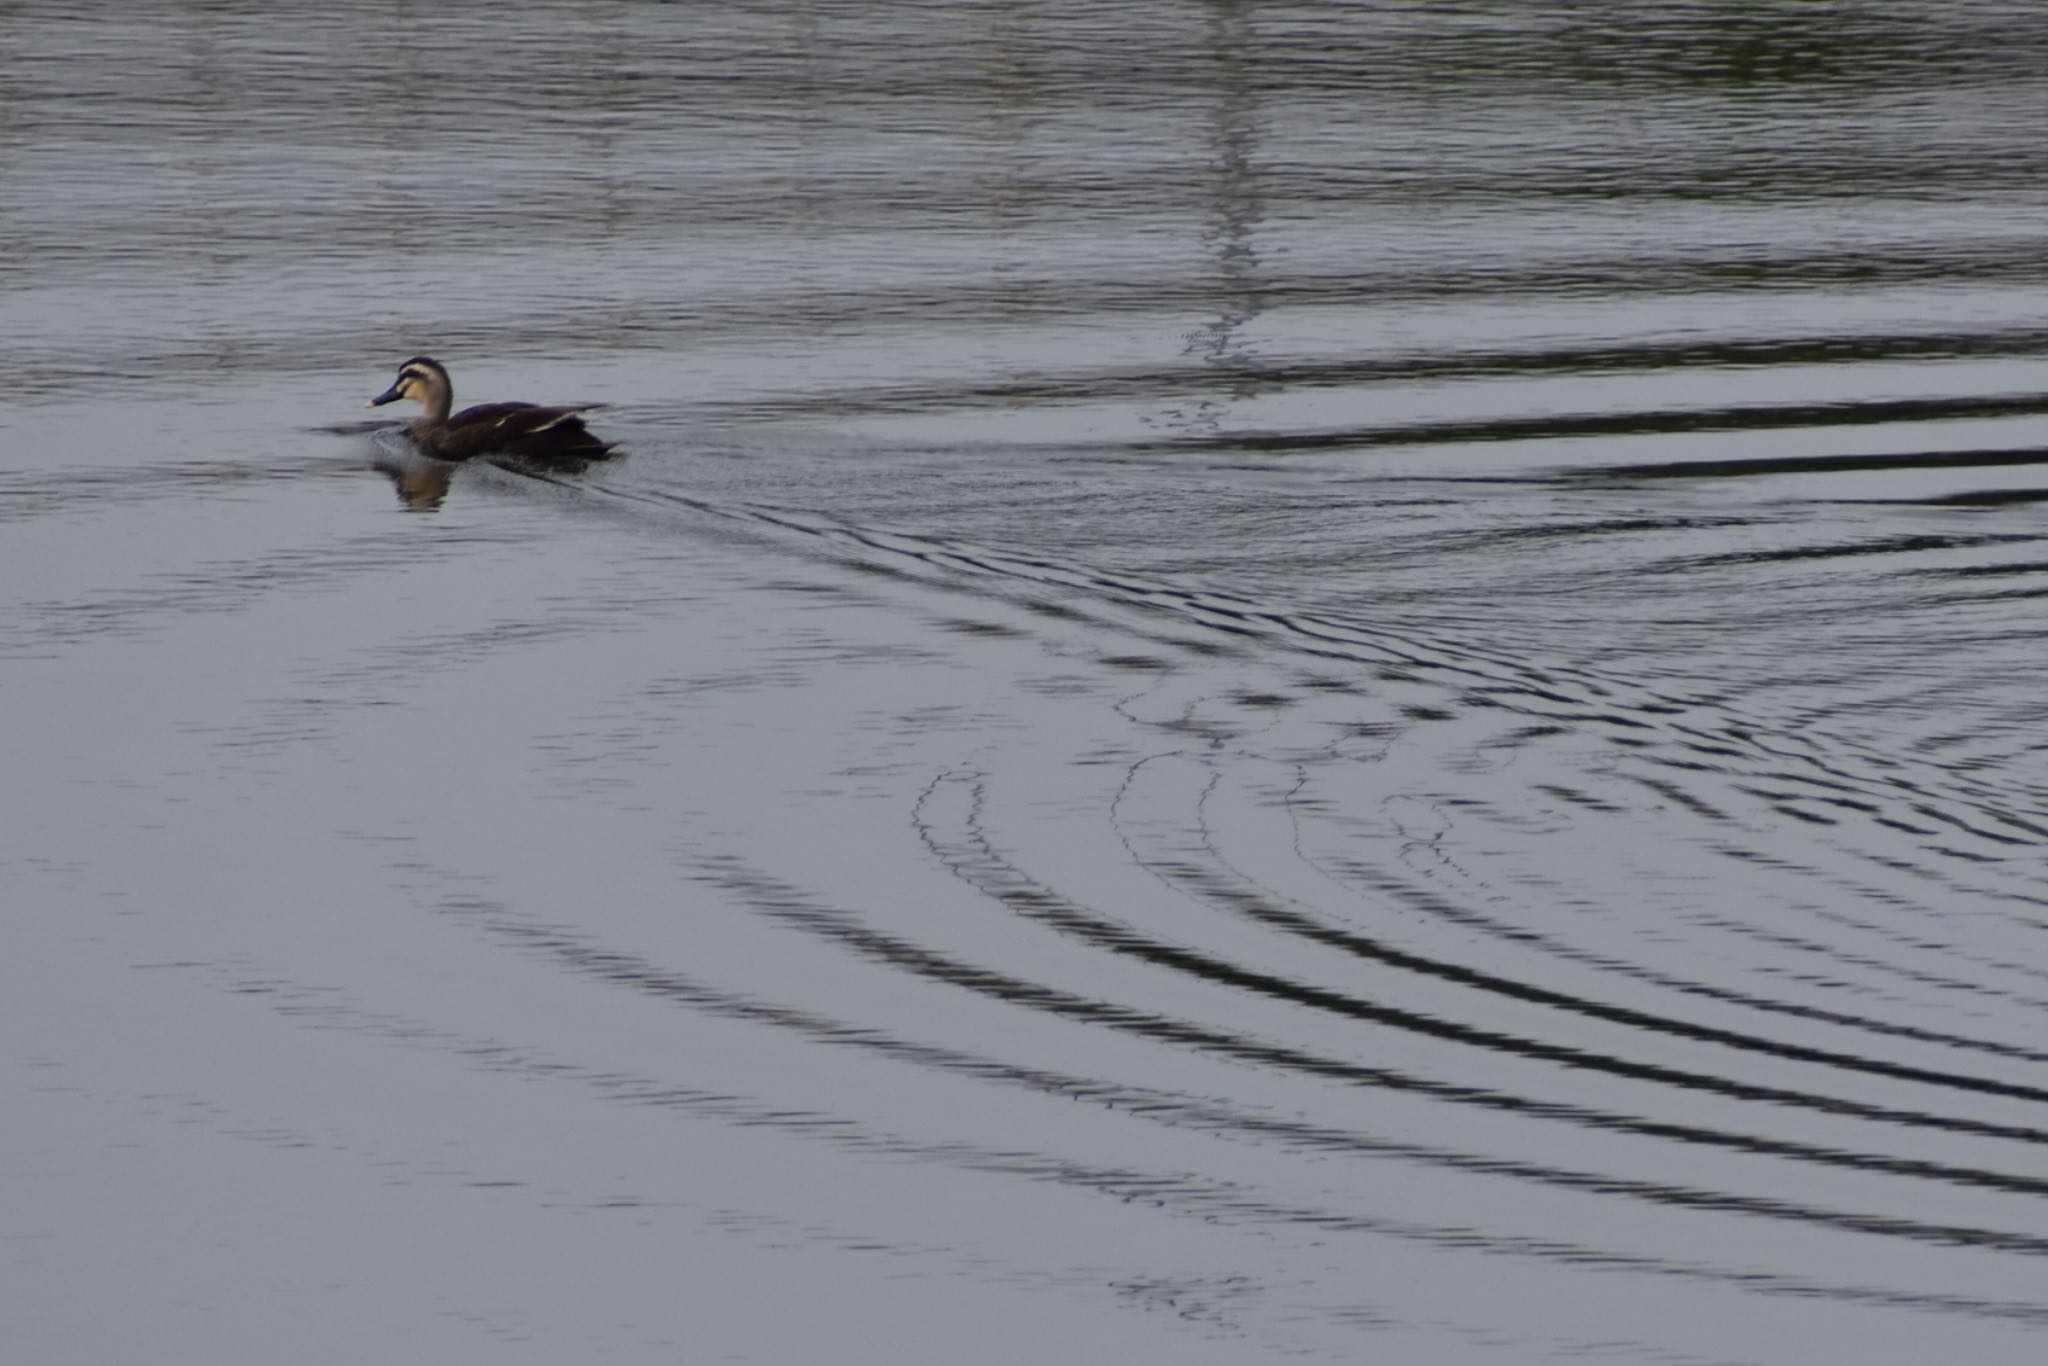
[366, 384, 404, 408]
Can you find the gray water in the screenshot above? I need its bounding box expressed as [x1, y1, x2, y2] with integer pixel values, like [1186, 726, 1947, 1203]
[8, 3, 2048, 1362]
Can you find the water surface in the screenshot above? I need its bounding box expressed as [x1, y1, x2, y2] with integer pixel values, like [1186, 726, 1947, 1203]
[8, 4, 2048, 1363]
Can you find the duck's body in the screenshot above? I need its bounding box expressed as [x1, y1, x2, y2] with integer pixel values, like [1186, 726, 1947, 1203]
[368, 356, 615, 462]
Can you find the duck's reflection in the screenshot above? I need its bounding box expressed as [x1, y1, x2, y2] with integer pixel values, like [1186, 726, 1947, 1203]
[371, 448, 608, 511]
[373, 449, 455, 510]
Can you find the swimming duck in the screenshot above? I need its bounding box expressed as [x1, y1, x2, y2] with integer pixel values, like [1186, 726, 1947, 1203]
[367, 356, 615, 462]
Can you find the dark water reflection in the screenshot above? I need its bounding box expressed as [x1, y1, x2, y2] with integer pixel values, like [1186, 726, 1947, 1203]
[9, 3, 2048, 1363]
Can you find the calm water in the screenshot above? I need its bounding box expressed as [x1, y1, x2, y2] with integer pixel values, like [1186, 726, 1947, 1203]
[9, 3, 2048, 1362]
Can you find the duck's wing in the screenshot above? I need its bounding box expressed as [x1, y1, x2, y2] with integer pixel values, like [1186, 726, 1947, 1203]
[442, 402, 617, 461]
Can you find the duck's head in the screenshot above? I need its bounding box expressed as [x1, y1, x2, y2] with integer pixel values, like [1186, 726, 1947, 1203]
[368, 356, 450, 411]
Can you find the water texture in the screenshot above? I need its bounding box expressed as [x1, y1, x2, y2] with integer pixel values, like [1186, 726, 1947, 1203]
[7, 4, 2048, 1362]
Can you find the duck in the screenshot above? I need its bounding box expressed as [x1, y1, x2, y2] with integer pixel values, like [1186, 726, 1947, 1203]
[366, 356, 616, 462]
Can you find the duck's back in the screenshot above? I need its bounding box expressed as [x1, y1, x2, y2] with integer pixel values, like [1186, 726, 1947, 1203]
[418, 401, 615, 462]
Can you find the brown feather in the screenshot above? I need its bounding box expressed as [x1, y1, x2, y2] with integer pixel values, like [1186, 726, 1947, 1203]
[413, 402, 615, 462]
